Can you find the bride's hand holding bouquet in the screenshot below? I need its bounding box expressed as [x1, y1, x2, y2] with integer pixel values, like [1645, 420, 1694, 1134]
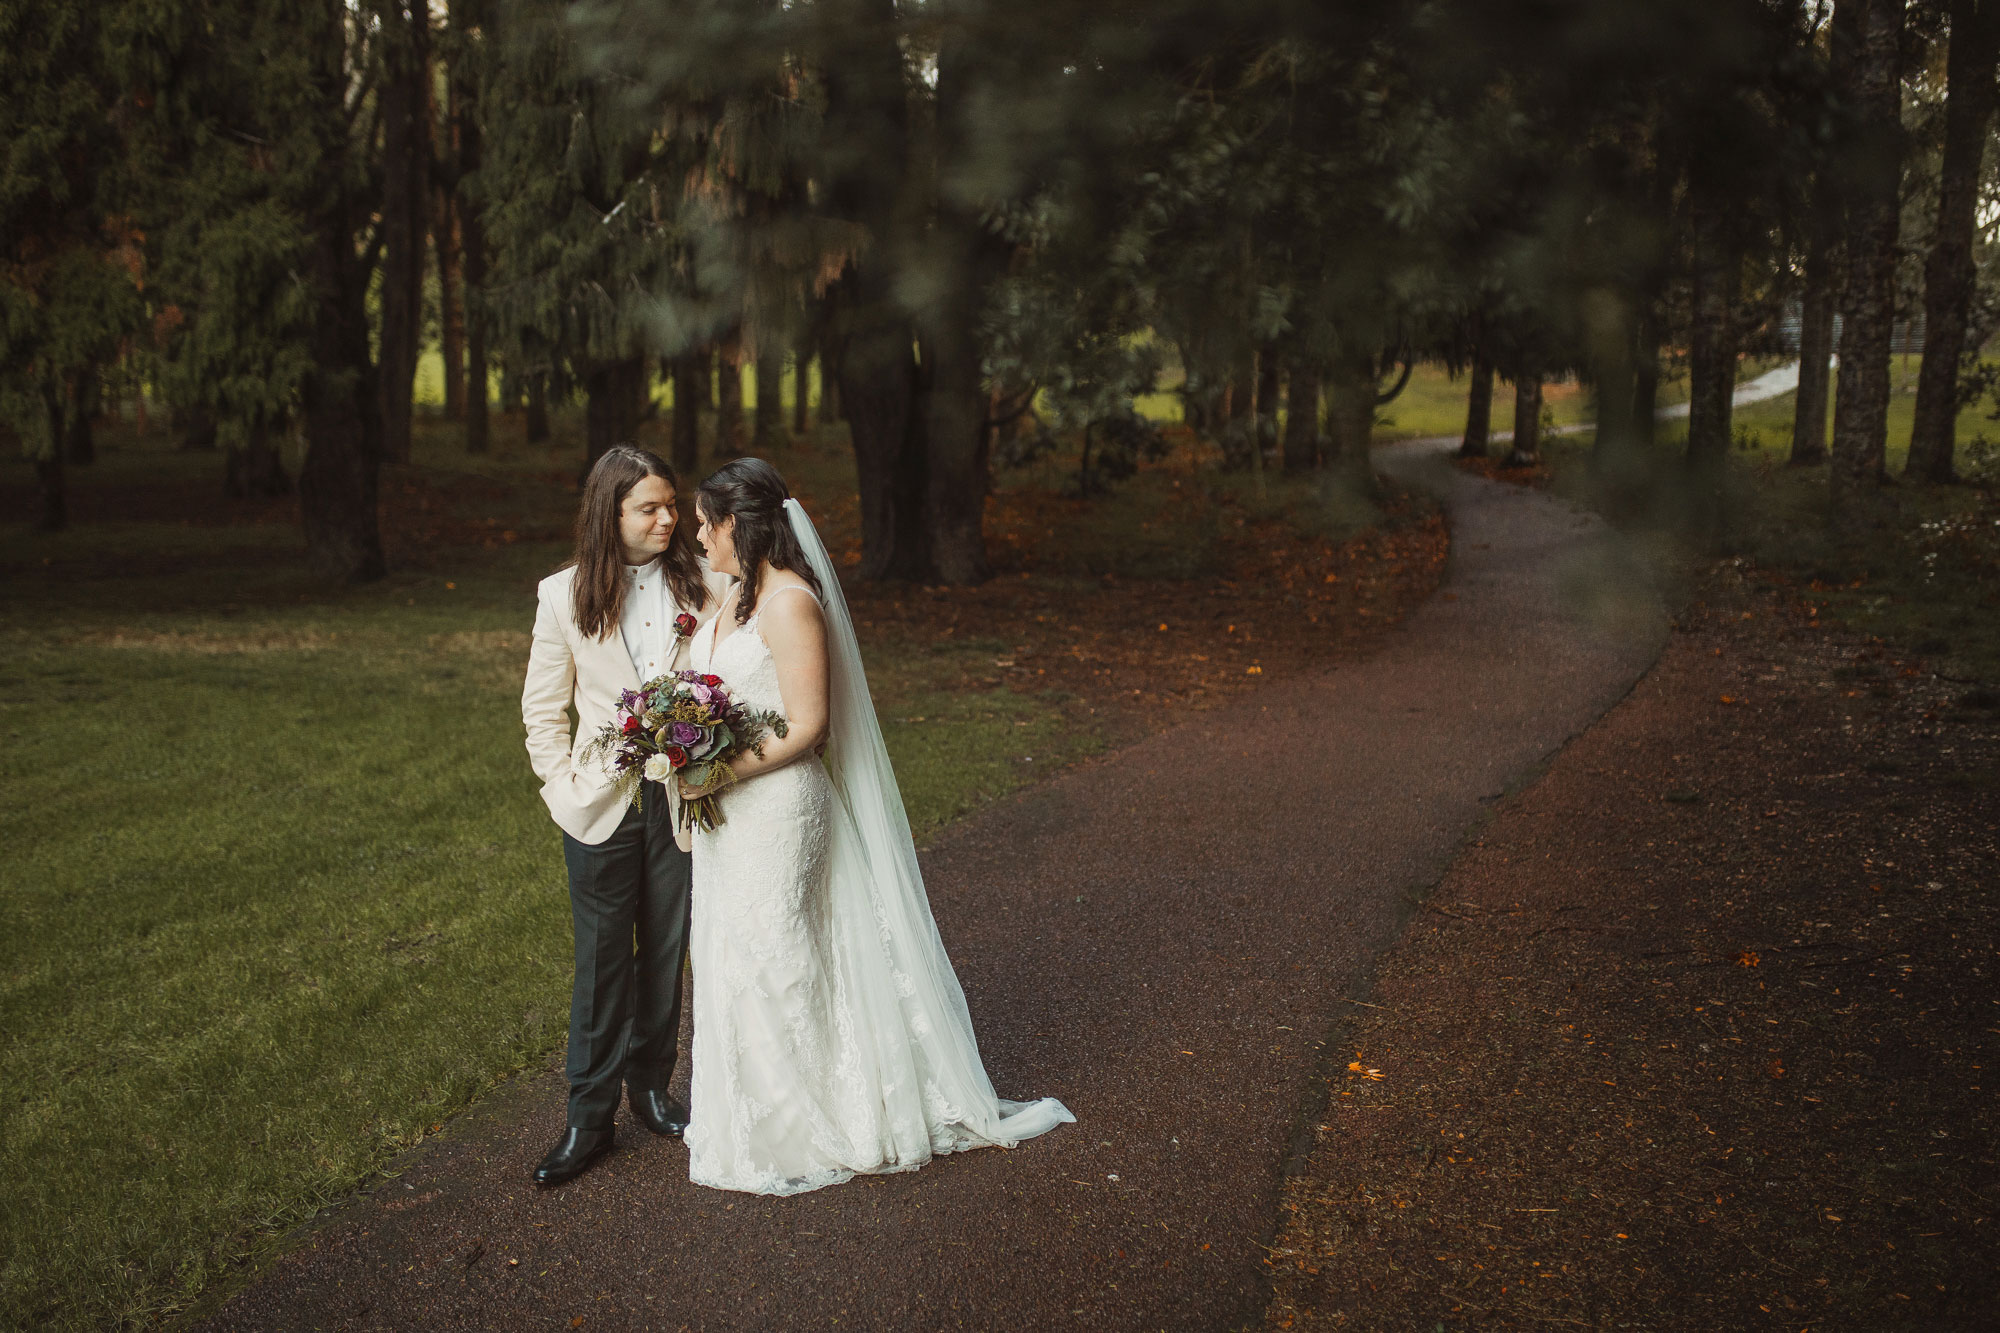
[577, 668, 788, 833]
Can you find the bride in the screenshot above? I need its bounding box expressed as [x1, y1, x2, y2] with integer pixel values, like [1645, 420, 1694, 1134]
[677, 458, 1072, 1195]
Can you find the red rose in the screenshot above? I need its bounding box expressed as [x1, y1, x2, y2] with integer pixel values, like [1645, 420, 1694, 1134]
[665, 744, 689, 769]
[701, 673, 723, 687]
[621, 715, 642, 734]
[674, 612, 698, 636]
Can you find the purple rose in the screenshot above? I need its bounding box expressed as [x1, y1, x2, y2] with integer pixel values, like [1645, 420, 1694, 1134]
[670, 721, 703, 748]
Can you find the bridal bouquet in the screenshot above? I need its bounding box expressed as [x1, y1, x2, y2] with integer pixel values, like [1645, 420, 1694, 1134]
[578, 670, 789, 833]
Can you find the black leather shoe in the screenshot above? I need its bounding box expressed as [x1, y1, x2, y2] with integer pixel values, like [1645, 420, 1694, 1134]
[533, 1125, 615, 1186]
[628, 1086, 689, 1138]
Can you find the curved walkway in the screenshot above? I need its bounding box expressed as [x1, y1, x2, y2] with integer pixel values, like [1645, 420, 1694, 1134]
[1652, 359, 1804, 421]
[199, 441, 1668, 1332]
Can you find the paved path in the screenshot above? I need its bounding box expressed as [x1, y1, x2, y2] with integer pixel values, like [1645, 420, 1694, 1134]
[200, 440, 1669, 1333]
[1652, 360, 1802, 420]
[1468, 359, 1803, 445]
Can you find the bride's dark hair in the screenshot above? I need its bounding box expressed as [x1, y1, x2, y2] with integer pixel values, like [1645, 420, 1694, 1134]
[696, 457, 823, 625]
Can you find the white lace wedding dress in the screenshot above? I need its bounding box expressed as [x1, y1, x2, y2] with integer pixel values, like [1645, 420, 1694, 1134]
[683, 506, 1071, 1196]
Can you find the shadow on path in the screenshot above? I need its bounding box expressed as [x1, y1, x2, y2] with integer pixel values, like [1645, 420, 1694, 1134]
[197, 439, 1668, 1332]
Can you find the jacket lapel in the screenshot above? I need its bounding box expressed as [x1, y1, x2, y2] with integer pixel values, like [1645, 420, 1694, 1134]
[560, 571, 642, 691]
[597, 626, 643, 690]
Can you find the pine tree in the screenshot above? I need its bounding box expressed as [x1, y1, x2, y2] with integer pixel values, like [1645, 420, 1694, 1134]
[1, 3, 145, 531]
[476, 0, 702, 476]
[445, 0, 493, 454]
[1830, 0, 1909, 504]
[116, 0, 389, 578]
[1907, 0, 2000, 482]
[377, 1, 433, 465]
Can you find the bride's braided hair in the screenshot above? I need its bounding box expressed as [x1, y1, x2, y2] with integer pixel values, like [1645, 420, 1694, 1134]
[696, 457, 823, 624]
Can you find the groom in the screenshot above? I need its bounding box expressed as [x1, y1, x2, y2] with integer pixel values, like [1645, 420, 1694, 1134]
[521, 446, 729, 1186]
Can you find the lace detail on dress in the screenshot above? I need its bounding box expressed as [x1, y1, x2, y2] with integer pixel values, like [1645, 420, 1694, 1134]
[683, 580, 1070, 1195]
[684, 590, 852, 1194]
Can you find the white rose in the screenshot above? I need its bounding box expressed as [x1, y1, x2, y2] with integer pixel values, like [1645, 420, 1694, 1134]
[643, 753, 676, 782]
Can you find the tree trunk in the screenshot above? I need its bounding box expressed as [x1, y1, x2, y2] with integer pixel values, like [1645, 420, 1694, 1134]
[792, 347, 811, 436]
[715, 336, 744, 457]
[461, 214, 489, 452]
[432, 34, 466, 424]
[299, 199, 387, 582]
[582, 356, 645, 476]
[1791, 177, 1840, 466]
[833, 301, 926, 579]
[1284, 360, 1322, 472]
[35, 383, 67, 531]
[1323, 351, 1382, 499]
[1459, 350, 1493, 459]
[1633, 303, 1662, 449]
[1227, 344, 1255, 425]
[1506, 374, 1544, 466]
[817, 347, 840, 423]
[1685, 199, 1740, 483]
[664, 352, 696, 472]
[917, 306, 995, 583]
[821, 0, 926, 580]
[525, 373, 550, 443]
[1584, 286, 1648, 507]
[433, 189, 464, 420]
[452, 0, 489, 454]
[1176, 334, 1225, 437]
[63, 373, 95, 466]
[1830, 0, 1906, 502]
[227, 419, 291, 497]
[753, 345, 786, 449]
[1255, 343, 1281, 430]
[376, 6, 431, 465]
[1908, 0, 2000, 482]
[913, 20, 1012, 585]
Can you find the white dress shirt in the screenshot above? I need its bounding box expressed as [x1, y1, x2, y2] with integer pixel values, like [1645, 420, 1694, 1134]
[620, 557, 681, 681]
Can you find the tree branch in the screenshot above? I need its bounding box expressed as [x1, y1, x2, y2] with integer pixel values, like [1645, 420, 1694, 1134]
[1374, 355, 1413, 405]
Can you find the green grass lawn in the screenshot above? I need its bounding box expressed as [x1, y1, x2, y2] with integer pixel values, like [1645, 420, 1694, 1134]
[1370, 364, 1596, 441]
[415, 347, 1592, 450]
[0, 418, 1096, 1330]
[1535, 355, 2000, 685]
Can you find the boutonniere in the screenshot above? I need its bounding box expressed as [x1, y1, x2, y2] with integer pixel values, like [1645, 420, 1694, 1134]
[673, 611, 698, 643]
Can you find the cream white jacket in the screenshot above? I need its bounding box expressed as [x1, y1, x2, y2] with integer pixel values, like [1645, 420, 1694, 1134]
[522, 561, 733, 849]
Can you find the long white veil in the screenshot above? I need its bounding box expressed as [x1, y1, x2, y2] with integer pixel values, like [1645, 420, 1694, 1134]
[782, 498, 1073, 1150]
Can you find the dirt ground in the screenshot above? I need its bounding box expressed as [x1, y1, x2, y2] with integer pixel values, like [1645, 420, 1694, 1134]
[50, 439, 1451, 745]
[792, 467, 1451, 743]
[1262, 563, 1999, 1330]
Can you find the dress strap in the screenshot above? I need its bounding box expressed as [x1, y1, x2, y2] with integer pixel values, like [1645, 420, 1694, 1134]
[756, 583, 823, 612]
[739, 582, 823, 642]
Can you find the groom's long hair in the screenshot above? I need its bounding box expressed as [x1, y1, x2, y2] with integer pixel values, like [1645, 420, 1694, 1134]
[566, 445, 709, 640]
[696, 458, 823, 625]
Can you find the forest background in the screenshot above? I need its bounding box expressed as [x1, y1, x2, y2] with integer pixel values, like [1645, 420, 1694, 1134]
[5, 0, 2000, 1327]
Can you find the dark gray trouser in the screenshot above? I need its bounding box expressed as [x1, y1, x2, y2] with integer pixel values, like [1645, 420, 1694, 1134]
[559, 782, 691, 1130]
